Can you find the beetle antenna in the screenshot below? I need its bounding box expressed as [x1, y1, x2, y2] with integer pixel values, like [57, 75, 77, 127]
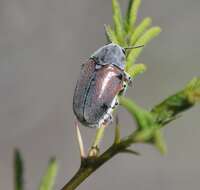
[124, 45, 144, 50]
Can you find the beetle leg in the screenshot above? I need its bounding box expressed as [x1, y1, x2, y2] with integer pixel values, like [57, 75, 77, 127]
[117, 72, 132, 87]
[123, 72, 133, 86]
[99, 105, 114, 127]
[110, 97, 119, 109]
[102, 112, 113, 126]
[118, 81, 128, 96]
[123, 82, 128, 91]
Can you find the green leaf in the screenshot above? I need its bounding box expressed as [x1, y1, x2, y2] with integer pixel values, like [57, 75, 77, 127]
[119, 96, 156, 130]
[120, 148, 140, 155]
[39, 158, 58, 190]
[112, 0, 124, 45]
[118, 97, 168, 153]
[134, 128, 155, 142]
[185, 77, 200, 103]
[153, 129, 167, 154]
[126, 27, 161, 71]
[14, 149, 24, 190]
[126, 0, 141, 31]
[128, 63, 147, 78]
[104, 24, 119, 44]
[151, 77, 200, 126]
[129, 17, 152, 45]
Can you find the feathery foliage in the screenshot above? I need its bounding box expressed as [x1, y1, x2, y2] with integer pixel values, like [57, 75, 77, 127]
[13, 1, 199, 190]
[105, 0, 161, 73]
[13, 151, 58, 190]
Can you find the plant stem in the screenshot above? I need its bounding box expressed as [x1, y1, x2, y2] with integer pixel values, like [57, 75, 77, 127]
[88, 125, 106, 157]
[61, 145, 118, 190]
[91, 125, 106, 148]
[61, 167, 93, 190]
[61, 131, 137, 190]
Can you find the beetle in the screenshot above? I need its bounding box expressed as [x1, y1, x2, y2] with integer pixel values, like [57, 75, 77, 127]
[73, 43, 132, 128]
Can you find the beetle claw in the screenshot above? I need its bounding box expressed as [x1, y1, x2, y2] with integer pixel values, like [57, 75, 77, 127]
[114, 100, 119, 107]
[100, 113, 113, 126]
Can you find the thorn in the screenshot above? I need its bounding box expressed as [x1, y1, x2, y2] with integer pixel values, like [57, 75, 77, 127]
[153, 129, 167, 155]
[114, 115, 121, 144]
[75, 120, 85, 159]
[120, 149, 140, 156]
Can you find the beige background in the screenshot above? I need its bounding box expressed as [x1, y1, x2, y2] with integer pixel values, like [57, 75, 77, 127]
[0, 0, 200, 189]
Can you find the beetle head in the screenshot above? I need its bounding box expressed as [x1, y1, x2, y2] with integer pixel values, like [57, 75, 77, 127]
[91, 43, 126, 70]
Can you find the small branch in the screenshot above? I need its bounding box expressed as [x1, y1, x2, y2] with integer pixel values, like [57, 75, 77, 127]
[61, 131, 137, 190]
[88, 124, 106, 157]
[61, 144, 118, 190]
[75, 121, 86, 159]
[151, 77, 200, 126]
[61, 0, 200, 187]
[114, 115, 121, 144]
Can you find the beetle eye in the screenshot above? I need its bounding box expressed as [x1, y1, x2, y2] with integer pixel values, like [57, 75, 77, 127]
[122, 48, 126, 54]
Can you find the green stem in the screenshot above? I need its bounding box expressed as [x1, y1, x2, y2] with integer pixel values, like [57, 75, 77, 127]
[88, 125, 106, 157]
[92, 126, 106, 148]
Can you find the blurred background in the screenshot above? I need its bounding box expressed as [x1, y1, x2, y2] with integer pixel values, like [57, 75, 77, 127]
[0, 0, 199, 189]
